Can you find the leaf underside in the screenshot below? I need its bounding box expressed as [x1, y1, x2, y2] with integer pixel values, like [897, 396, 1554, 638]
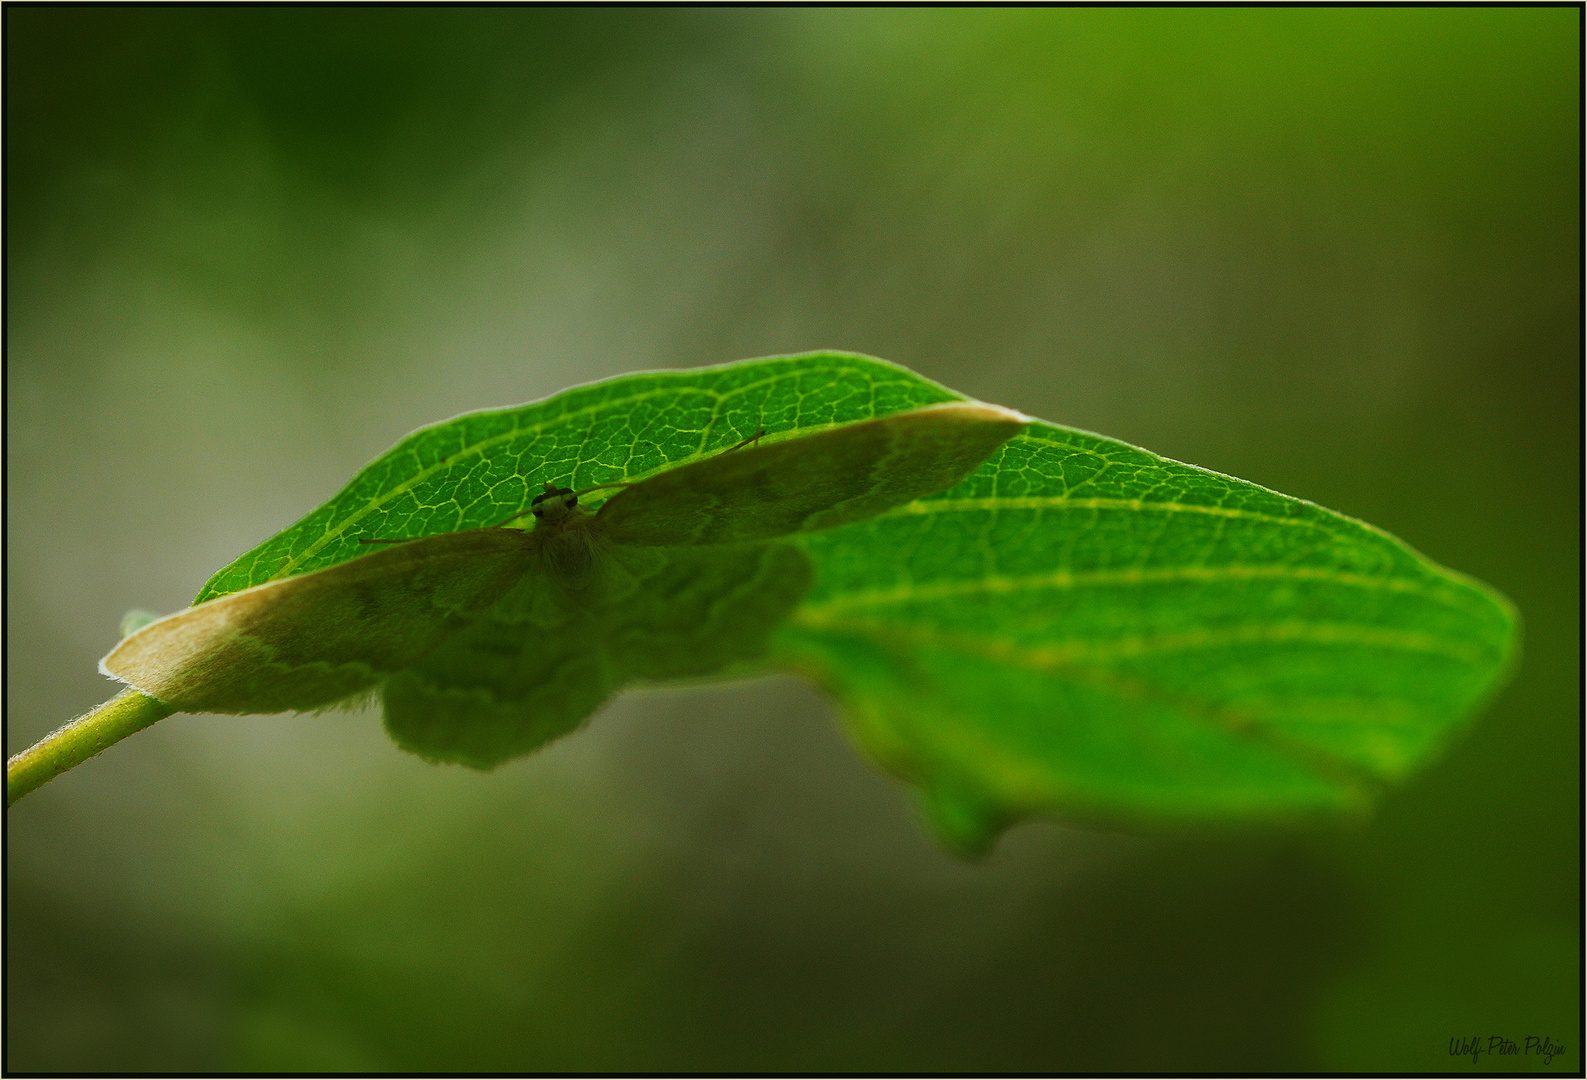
[186, 352, 1518, 849]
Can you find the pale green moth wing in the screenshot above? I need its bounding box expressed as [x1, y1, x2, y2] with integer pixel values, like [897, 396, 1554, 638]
[101, 529, 537, 715]
[383, 541, 812, 768]
[771, 421, 1520, 851]
[593, 402, 1030, 547]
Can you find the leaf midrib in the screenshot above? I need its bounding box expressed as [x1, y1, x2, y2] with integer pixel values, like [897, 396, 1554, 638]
[895, 495, 1334, 530]
[791, 610, 1495, 667]
[797, 563, 1493, 622]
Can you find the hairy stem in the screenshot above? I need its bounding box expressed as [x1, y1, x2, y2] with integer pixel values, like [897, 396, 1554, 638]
[7, 689, 174, 807]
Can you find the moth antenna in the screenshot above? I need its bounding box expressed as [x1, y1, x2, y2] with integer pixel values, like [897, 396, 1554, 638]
[572, 482, 633, 497]
[718, 427, 765, 455]
[491, 509, 533, 528]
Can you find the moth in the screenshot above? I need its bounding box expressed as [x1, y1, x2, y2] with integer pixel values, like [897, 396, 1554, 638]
[101, 401, 1029, 717]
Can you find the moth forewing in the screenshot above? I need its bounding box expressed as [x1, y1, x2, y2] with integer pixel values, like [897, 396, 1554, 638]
[592, 401, 1029, 547]
[805, 401, 1031, 530]
[100, 528, 537, 715]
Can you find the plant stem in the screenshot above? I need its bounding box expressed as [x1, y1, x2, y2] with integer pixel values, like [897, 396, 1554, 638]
[7, 689, 174, 807]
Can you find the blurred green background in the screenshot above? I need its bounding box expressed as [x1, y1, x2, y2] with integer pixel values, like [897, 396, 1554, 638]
[6, 8, 1578, 1072]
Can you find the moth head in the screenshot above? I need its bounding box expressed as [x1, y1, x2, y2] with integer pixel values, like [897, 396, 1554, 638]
[530, 481, 579, 524]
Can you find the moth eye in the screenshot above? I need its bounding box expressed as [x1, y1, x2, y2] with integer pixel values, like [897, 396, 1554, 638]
[564, 495, 577, 508]
[531, 508, 544, 518]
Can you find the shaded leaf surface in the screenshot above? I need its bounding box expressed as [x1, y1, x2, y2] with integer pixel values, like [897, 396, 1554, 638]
[183, 352, 1516, 845]
[774, 421, 1517, 848]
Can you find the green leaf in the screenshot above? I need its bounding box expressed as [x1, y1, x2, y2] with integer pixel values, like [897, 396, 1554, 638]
[771, 420, 1519, 850]
[193, 352, 965, 603]
[135, 351, 1513, 847]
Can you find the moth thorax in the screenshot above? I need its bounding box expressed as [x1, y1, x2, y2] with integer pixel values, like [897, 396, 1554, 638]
[530, 484, 578, 525]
